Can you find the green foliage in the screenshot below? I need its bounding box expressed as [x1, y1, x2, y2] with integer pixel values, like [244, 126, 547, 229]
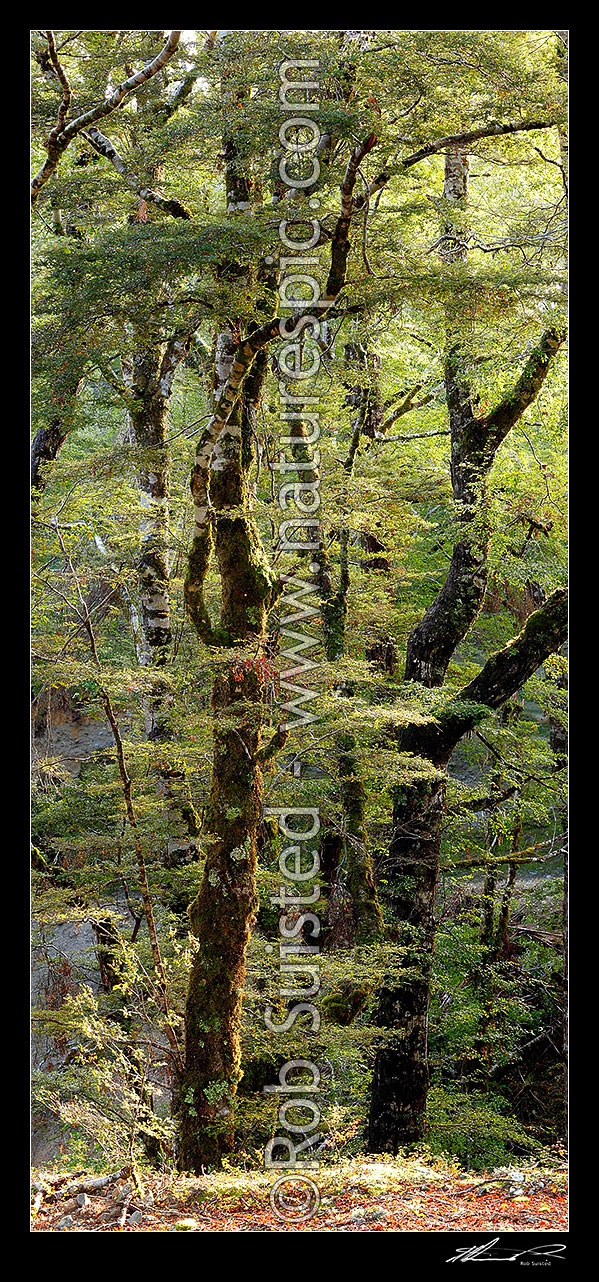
[31, 27, 567, 1175]
[32, 987, 176, 1170]
[426, 1086, 539, 1170]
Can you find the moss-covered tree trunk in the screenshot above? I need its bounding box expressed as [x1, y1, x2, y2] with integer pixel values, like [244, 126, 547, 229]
[178, 658, 267, 1168]
[177, 58, 380, 1165]
[179, 306, 278, 1171]
[178, 484, 277, 1168]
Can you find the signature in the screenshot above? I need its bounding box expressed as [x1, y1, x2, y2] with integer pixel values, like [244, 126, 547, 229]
[446, 1237, 566, 1263]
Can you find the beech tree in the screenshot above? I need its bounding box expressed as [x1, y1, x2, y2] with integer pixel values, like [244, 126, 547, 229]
[31, 28, 567, 1176]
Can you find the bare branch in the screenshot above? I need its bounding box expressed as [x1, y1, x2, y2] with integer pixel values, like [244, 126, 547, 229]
[354, 118, 556, 210]
[45, 31, 71, 137]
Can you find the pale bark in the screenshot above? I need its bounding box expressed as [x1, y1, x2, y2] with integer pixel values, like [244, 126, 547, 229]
[31, 31, 182, 203]
[83, 127, 192, 220]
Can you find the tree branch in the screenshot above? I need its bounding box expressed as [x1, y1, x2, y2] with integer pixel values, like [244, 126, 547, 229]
[187, 133, 378, 555]
[83, 127, 192, 219]
[45, 31, 71, 137]
[355, 118, 556, 209]
[31, 31, 182, 203]
[455, 588, 568, 720]
[484, 326, 566, 450]
[399, 589, 568, 767]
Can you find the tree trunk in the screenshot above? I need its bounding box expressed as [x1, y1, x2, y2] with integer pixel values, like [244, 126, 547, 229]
[324, 728, 382, 948]
[549, 656, 567, 1134]
[406, 154, 565, 687]
[129, 341, 174, 671]
[367, 771, 444, 1148]
[366, 591, 568, 1150]
[179, 262, 279, 1170]
[365, 147, 566, 1152]
[297, 418, 382, 947]
[178, 659, 266, 1169]
[128, 331, 202, 870]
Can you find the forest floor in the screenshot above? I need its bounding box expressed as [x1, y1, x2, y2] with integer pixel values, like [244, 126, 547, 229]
[31, 1155, 568, 1233]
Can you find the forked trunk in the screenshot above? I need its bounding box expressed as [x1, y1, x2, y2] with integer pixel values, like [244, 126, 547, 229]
[367, 592, 568, 1150]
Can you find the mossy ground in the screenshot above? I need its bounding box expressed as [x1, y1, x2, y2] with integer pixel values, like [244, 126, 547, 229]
[31, 1153, 568, 1232]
